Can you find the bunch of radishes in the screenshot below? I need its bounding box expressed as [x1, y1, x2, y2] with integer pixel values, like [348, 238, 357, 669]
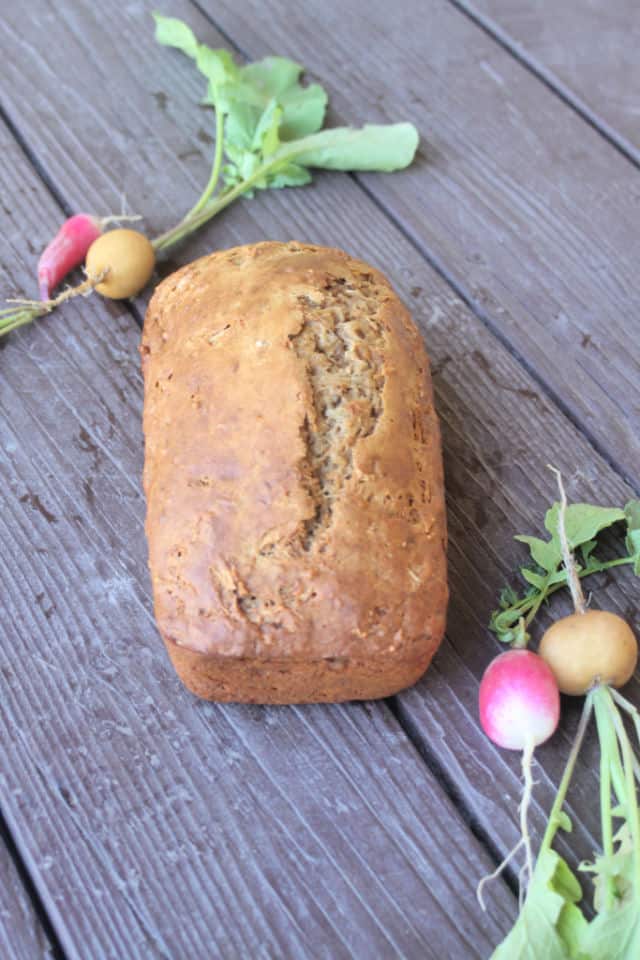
[38, 215, 156, 302]
[478, 471, 639, 922]
[0, 214, 157, 339]
[481, 610, 636, 753]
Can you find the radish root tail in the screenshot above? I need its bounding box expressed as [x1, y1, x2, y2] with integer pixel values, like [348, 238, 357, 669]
[1, 269, 108, 338]
[98, 213, 143, 228]
[476, 839, 525, 911]
[476, 739, 536, 911]
[519, 738, 535, 906]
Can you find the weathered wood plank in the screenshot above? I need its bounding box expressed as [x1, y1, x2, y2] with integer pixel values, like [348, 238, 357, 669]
[0, 835, 53, 959]
[461, 0, 640, 159]
[0, 0, 637, 946]
[205, 0, 640, 483]
[0, 118, 514, 960]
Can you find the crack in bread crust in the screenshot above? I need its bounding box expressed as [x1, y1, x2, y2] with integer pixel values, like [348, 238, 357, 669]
[290, 275, 386, 551]
[236, 276, 387, 626]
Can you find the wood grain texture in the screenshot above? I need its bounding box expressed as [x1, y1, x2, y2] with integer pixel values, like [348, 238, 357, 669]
[0, 840, 53, 959]
[0, 106, 515, 960]
[204, 0, 640, 484]
[462, 0, 640, 158]
[0, 0, 638, 952]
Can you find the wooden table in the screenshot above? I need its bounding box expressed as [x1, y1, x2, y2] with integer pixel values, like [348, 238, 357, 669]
[1, 1, 638, 957]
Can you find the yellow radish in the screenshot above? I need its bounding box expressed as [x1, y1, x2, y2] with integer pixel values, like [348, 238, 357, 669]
[539, 609, 637, 695]
[86, 229, 155, 299]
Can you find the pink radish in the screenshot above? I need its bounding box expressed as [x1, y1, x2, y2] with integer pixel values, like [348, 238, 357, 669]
[477, 649, 560, 906]
[38, 214, 102, 300]
[479, 649, 560, 750]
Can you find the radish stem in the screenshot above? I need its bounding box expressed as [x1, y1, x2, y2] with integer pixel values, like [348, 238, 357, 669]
[185, 100, 225, 219]
[539, 693, 593, 858]
[549, 465, 587, 614]
[594, 689, 616, 910]
[498, 558, 634, 640]
[608, 689, 640, 897]
[609, 689, 640, 784]
[153, 131, 389, 253]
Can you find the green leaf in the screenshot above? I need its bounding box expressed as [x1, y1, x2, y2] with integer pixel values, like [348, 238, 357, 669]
[548, 568, 572, 586]
[499, 585, 520, 610]
[581, 823, 634, 914]
[557, 811, 573, 833]
[278, 82, 327, 139]
[288, 122, 419, 171]
[151, 14, 422, 253]
[153, 13, 198, 58]
[225, 103, 262, 150]
[490, 849, 586, 959]
[580, 539, 598, 564]
[218, 59, 327, 146]
[626, 533, 640, 575]
[579, 901, 640, 959]
[557, 903, 590, 959]
[491, 608, 520, 633]
[241, 56, 303, 97]
[521, 567, 547, 589]
[515, 535, 561, 573]
[545, 502, 626, 551]
[250, 99, 282, 155]
[624, 499, 640, 533]
[236, 57, 328, 137]
[624, 500, 640, 574]
[266, 163, 312, 188]
[153, 14, 237, 89]
[195, 46, 237, 87]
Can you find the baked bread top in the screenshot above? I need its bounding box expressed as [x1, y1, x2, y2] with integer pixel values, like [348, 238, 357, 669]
[142, 241, 447, 664]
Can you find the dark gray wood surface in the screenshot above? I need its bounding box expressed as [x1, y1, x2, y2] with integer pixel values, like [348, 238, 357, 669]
[0, 0, 638, 957]
[0, 838, 53, 959]
[465, 0, 640, 160]
[208, 0, 640, 484]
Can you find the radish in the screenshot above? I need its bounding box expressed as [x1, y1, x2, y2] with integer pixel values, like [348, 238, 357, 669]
[537, 471, 638, 695]
[38, 214, 102, 300]
[481, 472, 640, 950]
[540, 609, 638, 695]
[479, 649, 560, 751]
[477, 649, 560, 907]
[85, 229, 155, 300]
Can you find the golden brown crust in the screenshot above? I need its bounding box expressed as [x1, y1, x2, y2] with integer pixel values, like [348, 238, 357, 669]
[141, 241, 447, 702]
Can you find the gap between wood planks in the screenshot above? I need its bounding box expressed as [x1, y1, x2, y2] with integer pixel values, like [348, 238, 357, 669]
[0, 805, 66, 960]
[385, 694, 520, 898]
[446, 0, 640, 171]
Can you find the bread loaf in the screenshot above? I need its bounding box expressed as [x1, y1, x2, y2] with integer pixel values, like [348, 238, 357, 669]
[141, 241, 447, 703]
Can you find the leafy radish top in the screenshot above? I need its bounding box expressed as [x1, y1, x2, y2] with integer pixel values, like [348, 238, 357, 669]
[1, 14, 419, 338]
[482, 474, 640, 960]
[151, 13, 419, 252]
